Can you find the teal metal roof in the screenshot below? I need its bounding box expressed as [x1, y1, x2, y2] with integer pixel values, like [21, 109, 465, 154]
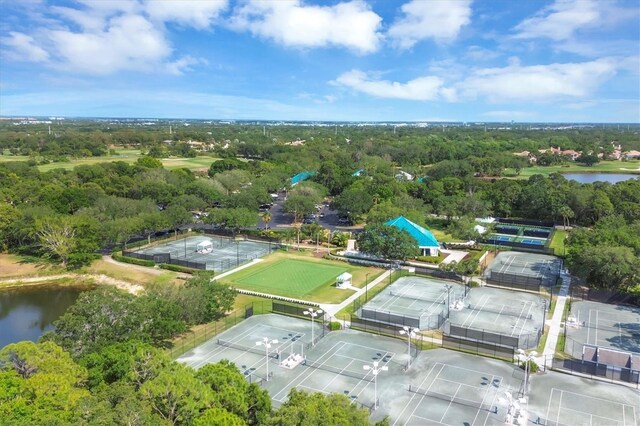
[290, 171, 316, 185]
[385, 216, 439, 248]
[352, 168, 365, 177]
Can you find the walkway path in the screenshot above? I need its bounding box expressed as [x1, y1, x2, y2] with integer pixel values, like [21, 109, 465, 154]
[534, 269, 571, 368]
[320, 270, 392, 319]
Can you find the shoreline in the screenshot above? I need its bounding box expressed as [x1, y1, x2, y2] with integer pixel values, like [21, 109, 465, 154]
[0, 273, 144, 295]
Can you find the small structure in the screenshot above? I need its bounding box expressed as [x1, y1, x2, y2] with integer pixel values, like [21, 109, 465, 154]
[196, 240, 213, 254]
[385, 216, 440, 256]
[394, 170, 414, 181]
[336, 272, 352, 289]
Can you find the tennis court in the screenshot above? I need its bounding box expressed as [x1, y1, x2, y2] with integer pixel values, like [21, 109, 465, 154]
[128, 235, 277, 272]
[527, 369, 639, 426]
[228, 258, 347, 297]
[178, 314, 526, 424]
[358, 276, 466, 330]
[447, 286, 546, 349]
[565, 300, 640, 359]
[484, 251, 561, 289]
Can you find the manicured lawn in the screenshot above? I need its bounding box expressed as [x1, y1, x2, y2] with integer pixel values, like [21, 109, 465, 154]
[0, 149, 220, 172]
[549, 229, 568, 257]
[221, 251, 383, 303]
[503, 160, 640, 179]
[233, 258, 346, 297]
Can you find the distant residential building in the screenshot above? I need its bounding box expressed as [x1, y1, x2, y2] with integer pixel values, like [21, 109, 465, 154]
[385, 216, 439, 256]
[623, 150, 640, 160]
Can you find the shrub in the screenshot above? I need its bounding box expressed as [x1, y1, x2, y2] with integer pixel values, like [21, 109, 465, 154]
[416, 255, 443, 264]
[159, 263, 199, 274]
[520, 360, 539, 373]
[113, 252, 155, 267]
[467, 280, 480, 288]
[66, 252, 100, 269]
[329, 321, 341, 331]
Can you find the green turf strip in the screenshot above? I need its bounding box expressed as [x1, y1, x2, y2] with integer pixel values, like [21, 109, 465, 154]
[234, 259, 346, 297]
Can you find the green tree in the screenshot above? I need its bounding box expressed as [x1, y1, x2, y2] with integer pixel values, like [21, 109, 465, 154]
[567, 245, 639, 291]
[196, 360, 271, 425]
[0, 341, 90, 425]
[140, 363, 215, 425]
[356, 224, 418, 260]
[35, 218, 76, 267]
[136, 156, 164, 169]
[267, 388, 381, 426]
[45, 287, 185, 358]
[206, 207, 257, 235]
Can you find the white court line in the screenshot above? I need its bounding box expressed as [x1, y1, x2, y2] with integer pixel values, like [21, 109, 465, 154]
[544, 388, 559, 425]
[392, 363, 441, 426]
[481, 375, 502, 426]
[273, 340, 396, 402]
[190, 323, 306, 369]
[593, 310, 600, 346]
[550, 388, 634, 426]
[189, 323, 264, 368]
[461, 294, 491, 327]
[556, 390, 563, 426]
[272, 341, 347, 401]
[406, 364, 446, 425]
[439, 383, 462, 423]
[587, 310, 592, 345]
[562, 406, 623, 426]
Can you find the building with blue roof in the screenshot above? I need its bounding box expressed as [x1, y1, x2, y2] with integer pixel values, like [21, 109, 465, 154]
[290, 171, 316, 186]
[385, 216, 440, 256]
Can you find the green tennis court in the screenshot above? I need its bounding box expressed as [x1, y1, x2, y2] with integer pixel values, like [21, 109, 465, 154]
[232, 259, 347, 297]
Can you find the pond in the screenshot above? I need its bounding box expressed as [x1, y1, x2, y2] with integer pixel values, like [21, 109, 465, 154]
[0, 285, 89, 348]
[562, 173, 639, 184]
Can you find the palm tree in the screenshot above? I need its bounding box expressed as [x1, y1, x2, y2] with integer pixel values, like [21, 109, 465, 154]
[261, 211, 271, 229]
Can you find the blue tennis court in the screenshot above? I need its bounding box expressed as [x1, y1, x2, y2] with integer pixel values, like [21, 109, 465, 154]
[490, 235, 514, 242]
[520, 239, 544, 245]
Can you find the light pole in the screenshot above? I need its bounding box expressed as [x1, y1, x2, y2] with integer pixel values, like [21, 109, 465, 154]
[517, 349, 537, 402]
[303, 308, 323, 346]
[365, 273, 370, 303]
[256, 337, 278, 381]
[363, 360, 388, 410]
[445, 284, 453, 317]
[236, 240, 239, 266]
[500, 391, 521, 425]
[399, 326, 419, 370]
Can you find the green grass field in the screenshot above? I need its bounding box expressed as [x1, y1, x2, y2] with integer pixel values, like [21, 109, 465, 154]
[504, 160, 640, 179]
[233, 258, 346, 298]
[0, 149, 220, 172]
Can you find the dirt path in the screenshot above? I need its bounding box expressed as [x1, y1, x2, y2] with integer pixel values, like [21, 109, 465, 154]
[101, 255, 191, 279]
[0, 273, 144, 295]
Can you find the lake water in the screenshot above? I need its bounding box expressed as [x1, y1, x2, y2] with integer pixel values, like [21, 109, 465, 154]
[0, 285, 88, 348]
[562, 173, 639, 184]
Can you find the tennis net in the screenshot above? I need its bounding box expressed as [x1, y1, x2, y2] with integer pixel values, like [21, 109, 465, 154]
[303, 359, 374, 383]
[389, 291, 445, 304]
[408, 385, 496, 413]
[468, 304, 532, 319]
[217, 339, 279, 359]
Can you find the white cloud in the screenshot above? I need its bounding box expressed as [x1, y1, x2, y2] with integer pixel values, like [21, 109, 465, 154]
[457, 58, 618, 102]
[48, 14, 172, 74]
[333, 69, 445, 101]
[513, 0, 600, 41]
[387, 0, 472, 48]
[1, 32, 50, 62]
[144, 0, 228, 29]
[230, 0, 382, 53]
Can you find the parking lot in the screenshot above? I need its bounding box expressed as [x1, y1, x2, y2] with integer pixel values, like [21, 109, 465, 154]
[256, 192, 359, 232]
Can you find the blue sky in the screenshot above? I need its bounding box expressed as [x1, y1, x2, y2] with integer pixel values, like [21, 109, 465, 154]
[1, 0, 639, 122]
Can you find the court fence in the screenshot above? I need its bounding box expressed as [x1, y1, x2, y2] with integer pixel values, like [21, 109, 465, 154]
[412, 267, 463, 282]
[482, 237, 555, 254]
[444, 322, 541, 350]
[484, 270, 543, 292]
[538, 355, 640, 389]
[497, 218, 555, 228]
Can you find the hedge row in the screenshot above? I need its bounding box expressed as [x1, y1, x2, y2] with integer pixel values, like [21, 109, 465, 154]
[112, 252, 155, 267]
[159, 263, 200, 274]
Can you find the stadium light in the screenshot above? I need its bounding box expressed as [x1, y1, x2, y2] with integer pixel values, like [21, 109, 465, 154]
[303, 308, 323, 346]
[399, 326, 419, 370]
[256, 337, 278, 381]
[517, 349, 537, 402]
[363, 360, 388, 410]
[445, 284, 453, 317]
